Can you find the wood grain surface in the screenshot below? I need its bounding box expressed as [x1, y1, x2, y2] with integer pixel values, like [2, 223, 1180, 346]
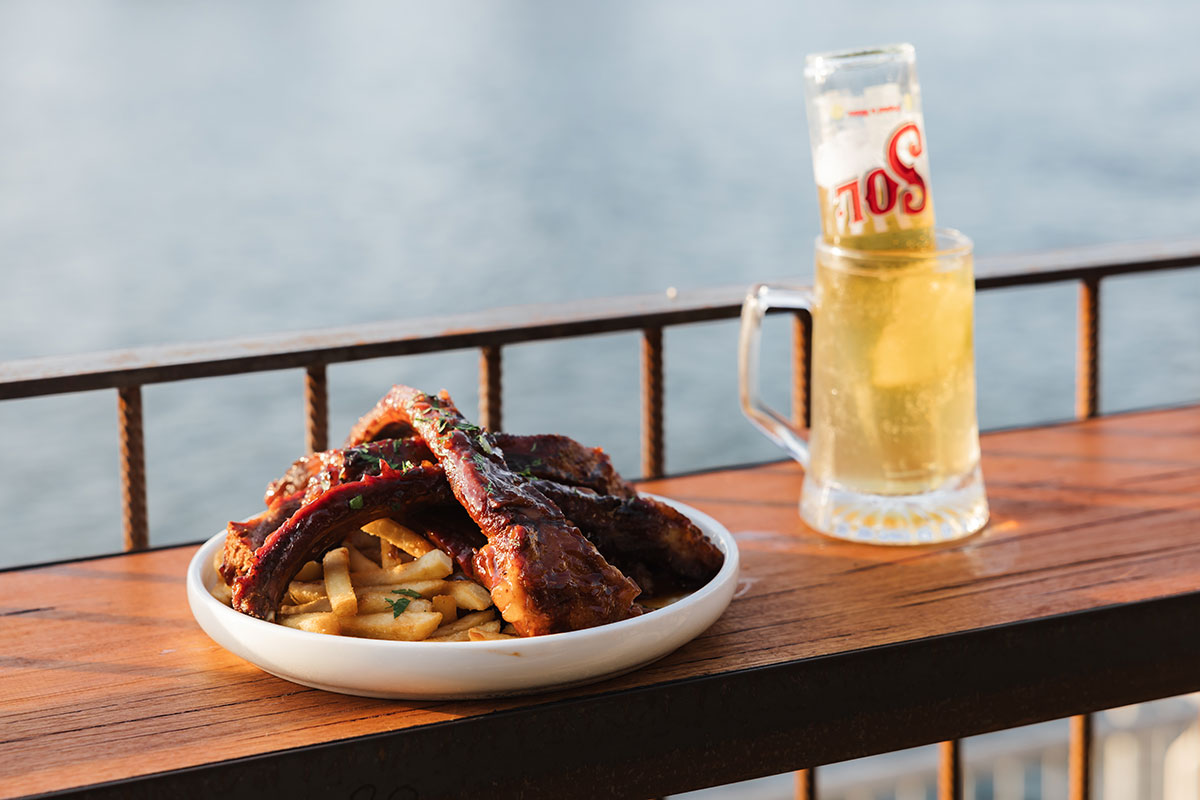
[2, 406, 1199, 799]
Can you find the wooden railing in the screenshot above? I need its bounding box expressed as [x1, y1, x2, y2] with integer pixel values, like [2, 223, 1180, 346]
[1, 235, 1199, 800]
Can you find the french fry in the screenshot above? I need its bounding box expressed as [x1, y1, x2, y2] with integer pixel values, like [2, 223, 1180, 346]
[468, 625, 515, 641]
[209, 580, 233, 606]
[428, 610, 496, 641]
[287, 581, 326, 604]
[350, 549, 453, 586]
[294, 560, 323, 582]
[357, 593, 434, 615]
[340, 611, 443, 641]
[444, 580, 492, 611]
[348, 528, 381, 556]
[281, 597, 332, 615]
[361, 518, 436, 557]
[323, 547, 358, 617]
[431, 594, 457, 623]
[279, 612, 342, 635]
[344, 544, 379, 574]
[357, 580, 449, 603]
[380, 541, 409, 569]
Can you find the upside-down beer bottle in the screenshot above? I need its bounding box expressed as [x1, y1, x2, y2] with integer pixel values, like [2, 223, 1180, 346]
[803, 44, 936, 251]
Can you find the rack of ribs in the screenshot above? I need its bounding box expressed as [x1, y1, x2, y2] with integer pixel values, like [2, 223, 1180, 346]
[223, 384, 723, 635]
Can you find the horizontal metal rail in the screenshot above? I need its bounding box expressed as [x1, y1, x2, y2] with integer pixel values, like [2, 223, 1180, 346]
[2, 237, 1198, 401]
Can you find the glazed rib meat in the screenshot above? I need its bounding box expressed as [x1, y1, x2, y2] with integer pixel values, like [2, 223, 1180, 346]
[345, 393, 632, 498]
[533, 481, 723, 596]
[232, 463, 452, 620]
[220, 492, 304, 585]
[373, 385, 641, 635]
[494, 433, 635, 499]
[264, 438, 434, 506]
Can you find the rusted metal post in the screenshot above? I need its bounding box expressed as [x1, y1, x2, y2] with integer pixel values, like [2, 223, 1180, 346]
[794, 767, 816, 800]
[938, 739, 961, 800]
[118, 385, 148, 551]
[641, 326, 664, 479]
[792, 310, 813, 429]
[1069, 713, 1092, 800]
[480, 345, 502, 431]
[1075, 276, 1100, 420]
[305, 364, 328, 453]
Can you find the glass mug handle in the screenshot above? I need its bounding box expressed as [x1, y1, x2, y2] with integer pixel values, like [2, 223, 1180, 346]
[737, 284, 814, 468]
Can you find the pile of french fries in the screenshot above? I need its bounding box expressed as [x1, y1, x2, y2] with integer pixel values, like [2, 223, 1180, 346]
[212, 519, 516, 642]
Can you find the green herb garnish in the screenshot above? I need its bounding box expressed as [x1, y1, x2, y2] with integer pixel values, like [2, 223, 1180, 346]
[384, 588, 423, 618]
[349, 495, 364, 510]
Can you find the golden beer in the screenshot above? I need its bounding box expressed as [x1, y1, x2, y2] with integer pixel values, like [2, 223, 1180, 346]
[807, 241, 978, 496]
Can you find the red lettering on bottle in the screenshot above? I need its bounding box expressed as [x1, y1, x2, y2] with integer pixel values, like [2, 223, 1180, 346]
[864, 168, 899, 215]
[834, 179, 864, 224]
[886, 122, 927, 214]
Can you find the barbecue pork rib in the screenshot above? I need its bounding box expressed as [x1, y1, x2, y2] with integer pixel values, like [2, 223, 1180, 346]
[492, 433, 635, 499]
[532, 480, 723, 596]
[232, 463, 452, 620]
[374, 385, 642, 636]
[264, 438, 435, 507]
[346, 395, 631, 498]
[220, 492, 305, 585]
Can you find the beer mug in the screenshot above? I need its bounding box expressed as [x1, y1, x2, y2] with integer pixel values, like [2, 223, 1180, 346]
[738, 230, 988, 545]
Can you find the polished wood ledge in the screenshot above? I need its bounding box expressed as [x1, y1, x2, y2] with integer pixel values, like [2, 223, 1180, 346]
[3, 406, 1199, 800]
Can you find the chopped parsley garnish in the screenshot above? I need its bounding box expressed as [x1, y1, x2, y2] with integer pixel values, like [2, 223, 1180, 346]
[399, 460, 415, 471]
[478, 435, 494, 455]
[348, 495, 364, 511]
[384, 588, 423, 617]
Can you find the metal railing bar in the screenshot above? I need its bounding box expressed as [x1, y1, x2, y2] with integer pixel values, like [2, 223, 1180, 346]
[938, 739, 962, 800]
[4, 239, 1198, 403]
[793, 767, 816, 800]
[480, 345, 502, 431]
[1068, 713, 1092, 800]
[305, 364, 328, 453]
[117, 386, 148, 552]
[641, 327, 665, 479]
[1075, 277, 1101, 421]
[972, 236, 1200, 289]
[0, 286, 739, 401]
[791, 311, 813, 430]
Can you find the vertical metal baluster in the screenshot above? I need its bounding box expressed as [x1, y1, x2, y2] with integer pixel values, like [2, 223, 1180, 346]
[939, 739, 962, 800]
[306, 364, 328, 453]
[641, 327, 664, 479]
[792, 310, 813, 429]
[1069, 713, 1092, 800]
[480, 345, 502, 431]
[794, 767, 816, 800]
[1076, 276, 1101, 420]
[118, 385, 149, 551]
[1070, 275, 1100, 800]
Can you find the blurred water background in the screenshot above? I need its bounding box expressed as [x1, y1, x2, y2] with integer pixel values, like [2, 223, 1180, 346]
[2, 0, 1199, 568]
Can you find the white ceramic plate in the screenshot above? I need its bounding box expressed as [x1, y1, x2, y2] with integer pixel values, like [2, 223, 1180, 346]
[186, 495, 739, 699]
